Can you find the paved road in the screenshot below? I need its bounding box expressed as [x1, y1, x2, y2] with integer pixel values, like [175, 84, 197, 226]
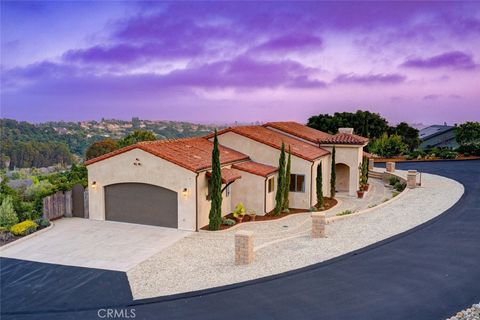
[1, 160, 479, 320]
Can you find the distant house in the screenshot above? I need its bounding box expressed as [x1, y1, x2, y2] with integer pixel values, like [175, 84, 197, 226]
[7, 179, 33, 190]
[419, 124, 458, 149]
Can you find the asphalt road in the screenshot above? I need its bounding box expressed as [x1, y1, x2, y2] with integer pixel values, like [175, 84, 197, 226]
[1, 160, 479, 320]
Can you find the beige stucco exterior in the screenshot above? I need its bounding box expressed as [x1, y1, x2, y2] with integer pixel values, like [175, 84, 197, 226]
[231, 171, 277, 216]
[214, 131, 324, 209]
[87, 148, 197, 231]
[86, 126, 366, 231]
[321, 144, 364, 196]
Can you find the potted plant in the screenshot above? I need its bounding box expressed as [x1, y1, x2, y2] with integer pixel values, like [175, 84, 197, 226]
[232, 202, 246, 223]
[357, 189, 365, 198]
[247, 209, 256, 222]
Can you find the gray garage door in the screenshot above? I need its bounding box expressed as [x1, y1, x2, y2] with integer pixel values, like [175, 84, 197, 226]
[105, 183, 178, 228]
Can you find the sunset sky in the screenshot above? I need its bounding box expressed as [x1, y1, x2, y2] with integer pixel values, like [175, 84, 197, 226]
[1, 1, 479, 125]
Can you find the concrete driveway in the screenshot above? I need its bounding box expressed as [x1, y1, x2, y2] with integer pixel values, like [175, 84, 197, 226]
[0, 218, 190, 271]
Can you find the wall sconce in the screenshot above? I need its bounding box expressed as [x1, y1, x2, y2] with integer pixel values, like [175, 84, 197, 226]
[91, 181, 97, 190]
[182, 188, 188, 197]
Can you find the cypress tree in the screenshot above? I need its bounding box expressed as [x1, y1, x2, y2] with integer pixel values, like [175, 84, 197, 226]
[208, 130, 223, 230]
[330, 146, 336, 197]
[282, 146, 291, 212]
[274, 142, 286, 215]
[316, 161, 324, 209]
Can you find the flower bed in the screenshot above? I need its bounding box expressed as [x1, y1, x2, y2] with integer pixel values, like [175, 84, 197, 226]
[201, 197, 337, 231]
[0, 218, 50, 247]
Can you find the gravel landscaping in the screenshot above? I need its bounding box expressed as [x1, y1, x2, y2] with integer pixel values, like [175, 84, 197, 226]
[127, 169, 464, 299]
[446, 303, 480, 320]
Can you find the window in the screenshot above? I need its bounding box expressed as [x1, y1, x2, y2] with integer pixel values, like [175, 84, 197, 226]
[268, 177, 275, 193]
[289, 174, 305, 192]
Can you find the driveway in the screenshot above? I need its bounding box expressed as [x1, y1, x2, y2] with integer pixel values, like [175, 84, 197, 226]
[0, 218, 190, 271]
[1, 160, 479, 320]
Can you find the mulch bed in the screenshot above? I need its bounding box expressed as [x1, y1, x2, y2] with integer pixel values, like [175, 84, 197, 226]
[201, 197, 337, 231]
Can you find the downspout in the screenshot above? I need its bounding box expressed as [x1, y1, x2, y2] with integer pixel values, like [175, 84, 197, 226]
[264, 177, 268, 214]
[310, 161, 315, 208]
[195, 172, 199, 231]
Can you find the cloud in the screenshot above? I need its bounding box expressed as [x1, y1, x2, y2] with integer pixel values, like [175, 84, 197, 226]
[334, 73, 406, 85]
[249, 35, 323, 54]
[4, 56, 325, 91]
[423, 94, 441, 100]
[401, 51, 476, 70]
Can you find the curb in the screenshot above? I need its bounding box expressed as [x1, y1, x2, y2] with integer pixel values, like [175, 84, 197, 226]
[0, 221, 55, 252]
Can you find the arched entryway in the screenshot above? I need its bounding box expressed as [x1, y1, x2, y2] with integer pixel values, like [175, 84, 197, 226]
[335, 163, 350, 193]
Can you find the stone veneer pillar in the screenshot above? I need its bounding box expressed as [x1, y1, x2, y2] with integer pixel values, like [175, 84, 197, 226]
[386, 161, 396, 173]
[407, 170, 417, 189]
[235, 230, 254, 265]
[311, 212, 326, 238]
[368, 158, 375, 170]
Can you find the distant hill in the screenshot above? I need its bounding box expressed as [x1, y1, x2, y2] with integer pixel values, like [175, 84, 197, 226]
[0, 118, 222, 169]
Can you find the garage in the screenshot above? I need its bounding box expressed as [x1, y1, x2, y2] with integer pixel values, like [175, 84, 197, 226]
[105, 183, 178, 228]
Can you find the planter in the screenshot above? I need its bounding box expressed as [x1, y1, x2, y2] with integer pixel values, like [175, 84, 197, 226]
[362, 184, 370, 191]
[248, 214, 256, 222]
[234, 216, 244, 223]
[357, 190, 365, 198]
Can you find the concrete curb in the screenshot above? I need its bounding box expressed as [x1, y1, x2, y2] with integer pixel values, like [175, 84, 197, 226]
[0, 221, 55, 252]
[327, 169, 410, 224]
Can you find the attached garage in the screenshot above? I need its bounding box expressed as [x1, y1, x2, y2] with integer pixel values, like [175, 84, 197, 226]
[105, 183, 178, 228]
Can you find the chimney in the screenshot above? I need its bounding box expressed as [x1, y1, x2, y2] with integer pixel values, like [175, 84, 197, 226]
[338, 128, 354, 134]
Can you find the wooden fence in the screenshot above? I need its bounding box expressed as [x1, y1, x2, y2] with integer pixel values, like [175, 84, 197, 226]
[43, 184, 88, 220]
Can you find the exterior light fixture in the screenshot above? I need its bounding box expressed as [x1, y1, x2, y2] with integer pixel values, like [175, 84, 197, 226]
[91, 181, 97, 190]
[182, 188, 188, 197]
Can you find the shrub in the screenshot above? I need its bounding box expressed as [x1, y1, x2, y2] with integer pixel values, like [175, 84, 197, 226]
[436, 149, 458, 159]
[456, 143, 480, 156]
[389, 176, 400, 186]
[0, 196, 19, 228]
[232, 202, 246, 218]
[34, 218, 51, 228]
[222, 218, 236, 226]
[392, 191, 400, 198]
[336, 210, 352, 216]
[10, 220, 38, 236]
[394, 182, 406, 192]
[369, 133, 408, 157]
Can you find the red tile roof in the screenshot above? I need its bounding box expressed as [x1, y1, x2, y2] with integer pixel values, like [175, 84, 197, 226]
[232, 161, 278, 177]
[264, 121, 333, 144]
[206, 168, 242, 184]
[214, 126, 329, 161]
[318, 132, 369, 145]
[85, 137, 249, 172]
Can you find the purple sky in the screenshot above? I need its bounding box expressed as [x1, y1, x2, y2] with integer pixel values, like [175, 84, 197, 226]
[1, 1, 479, 125]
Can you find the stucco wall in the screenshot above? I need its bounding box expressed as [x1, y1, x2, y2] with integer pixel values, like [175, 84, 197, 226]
[87, 149, 197, 231]
[321, 145, 363, 196]
[215, 131, 316, 209]
[196, 168, 233, 229]
[231, 171, 268, 216]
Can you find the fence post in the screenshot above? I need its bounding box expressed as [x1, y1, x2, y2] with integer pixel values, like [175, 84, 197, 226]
[65, 190, 73, 217]
[83, 190, 89, 219]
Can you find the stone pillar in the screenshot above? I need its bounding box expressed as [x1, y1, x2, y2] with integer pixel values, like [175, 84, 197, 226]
[368, 158, 374, 170]
[407, 170, 417, 189]
[235, 230, 254, 265]
[311, 212, 326, 238]
[64, 190, 73, 217]
[386, 162, 395, 173]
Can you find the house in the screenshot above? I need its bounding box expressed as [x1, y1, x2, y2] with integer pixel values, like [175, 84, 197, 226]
[419, 124, 458, 149]
[86, 122, 368, 231]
